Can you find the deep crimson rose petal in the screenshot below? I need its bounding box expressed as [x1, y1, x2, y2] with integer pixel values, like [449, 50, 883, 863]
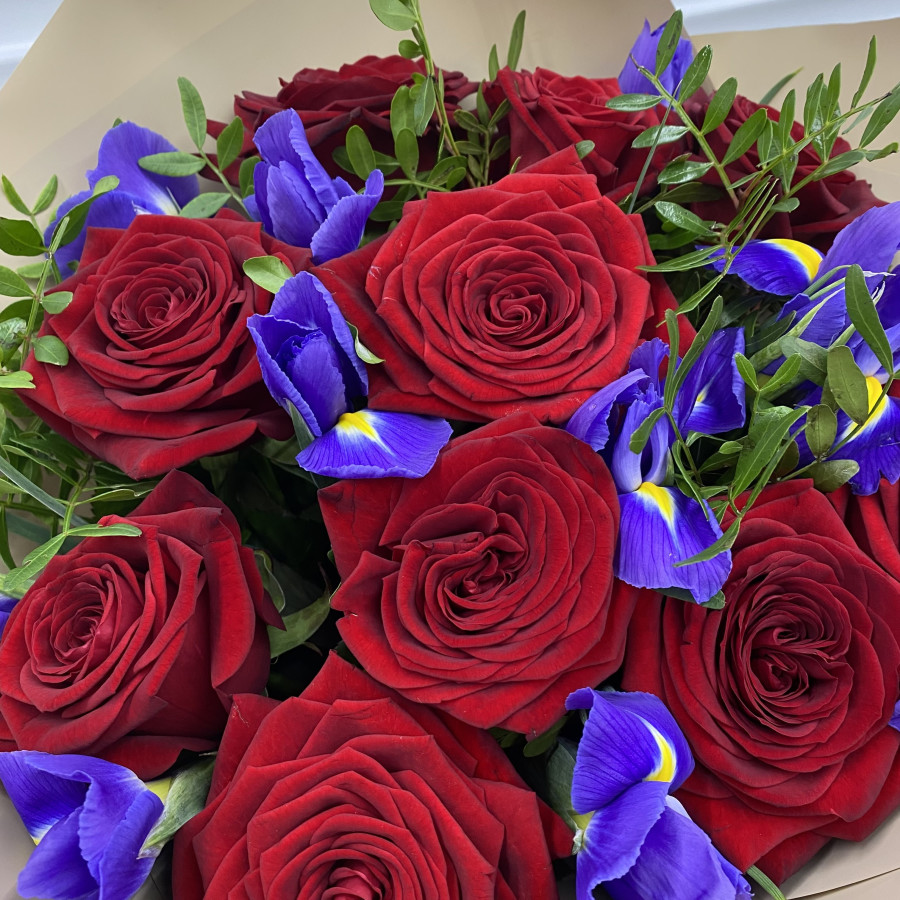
[622, 480, 900, 878]
[0, 471, 277, 779]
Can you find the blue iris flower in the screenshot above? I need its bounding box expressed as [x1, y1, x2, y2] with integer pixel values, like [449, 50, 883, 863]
[0, 591, 17, 634]
[46, 121, 200, 273]
[567, 688, 752, 900]
[247, 109, 384, 263]
[618, 19, 694, 99]
[567, 335, 744, 602]
[0, 751, 164, 900]
[248, 272, 451, 478]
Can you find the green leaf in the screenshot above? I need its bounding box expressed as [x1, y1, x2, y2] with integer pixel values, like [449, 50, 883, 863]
[815, 149, 866, 178]
[863, 142, 899, 162]
[809, 458, 860, 492]
[803, 74, 825, 135]
[286, 400, 315, 452]
[774, 438, 800, 478]
[759, 353, 802, 398]
[699, 590, 726, 609]
[347, 321, 384, 364]
[546, 741, 579, 832]
[722, 107, 769, 166]
[1, 176, 29, 216]
[0, 371, 34, 389]
[0, 317, 26, 352]
[177, 76, 207, 150]
[139, 151, 206, 177]
[141, 758, 216, 855]
[268, 591, 331, 657]
[805, 404, 838, 457]
[701, 77, 738, 135]
[640, 246, 720, 273]
[826, 344, 869, 424]
[605, 93, 663, 112]
[412, 76, 436, 135]
[657, 159, 713, 185]
[628, 407, 667, 454]
[31, 335, 68, 366]
[394, 127, 419, 179]
[1, 533, 67, 596]
[779, 335, 828, 383]
[732, 406, 808, 497]
[770, 196, 800, 213]
[631, 124, 690, 148]
[760, 68, 802, 106]
[345, 125, 377, 179]
[368, 0, 417, 31]
[746, 868, 786, 900]
[242, 256, 292, 294]
[398, 39, 421, 59]
[65, 523, 142, 539]
[254, 549, 285, 612]
[40, 291, 74, 314]
[32, 174, 59, 215]
[851, 36, 877, 109]
[389, 85, 416, 139]
[0, 265, 32, 298]
[666, 295, 723, 409]
[734, 353, 758, 391]
[238, 155, 260, 198]
[845, 263, 894, 376]
[675, 517, 741, 567]
[523, 715, 566, 758]
[777, 88, 797, 150]
[0, 218, 44, 257]
[179, 192, 230, 218]
[215, 116, 245, 171]
[507, 10, 526, 70]
[654, 11, 684, 77]
[679, 44, 712, 102]
[16, 262, 47, 280]
[574, 140, 594, 160]
[488, 44, 500, 81]
[654, 201, 714, 236]
[861, 84, 900, 147]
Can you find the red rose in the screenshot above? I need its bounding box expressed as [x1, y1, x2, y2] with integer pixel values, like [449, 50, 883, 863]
[687, 93, 885, 250]
[0, 471, 280, 779]
[173, 653, 572, 899]
[313, 148, 688, 425]
[622, 480, 900, 882]
[832, 479, 900, 582]
[22, 212, 308, 479]
[211, 55, 475, 184]
[484, 67, 674, 200]
[318, 412, 638, 736]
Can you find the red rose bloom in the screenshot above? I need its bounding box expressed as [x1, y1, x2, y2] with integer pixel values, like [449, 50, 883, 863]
[687, 93, 885, 250]
[622, 480, 900, 882]
[174, 653, 572, 899]
[0, 471, 280, 779]
[313, 149, 688, 425]
[22, 213, 308, 479]
[484, 67, 674, 200]
[211, 55, 474, 184]
[832, 479, 900, 582]
[318, 412, 638, 736]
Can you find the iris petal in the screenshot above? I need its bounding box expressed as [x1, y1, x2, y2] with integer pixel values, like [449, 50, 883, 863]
[605, 800, 753, 900]
[296, 409, 452, 478]
[565, 370, 648, 452]
[18, 809, 97, 900]
[618, 19, 694, 98]
[617, 486, 731, 602]
[311, 168, 385, 264]
[610, 389, 670, 493]
[711, 239, 822, 295]
[628, 338, 668, 388]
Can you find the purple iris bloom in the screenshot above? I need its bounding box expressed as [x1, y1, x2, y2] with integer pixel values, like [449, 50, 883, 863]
[567, 335, 743, 602]
[0, 591, 18, 635]
[618, 19, 694, 98]
[567, 688, 752, 900]
[891, 699, 900, 732]
[46, 122, 199, 273]
[248, 272, 451, 478]
[0, 751, 163, 900]
[248, 109, 384, 263]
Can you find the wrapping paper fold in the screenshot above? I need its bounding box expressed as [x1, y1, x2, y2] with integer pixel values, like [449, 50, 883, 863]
[1, 1, 899, 897]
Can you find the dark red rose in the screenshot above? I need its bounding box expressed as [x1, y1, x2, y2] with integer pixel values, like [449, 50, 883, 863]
[22, 212, 308, 479]
[622, 480, 900, 883]
[313, 148, 690, 425]
[318, 412, 639, 737]
[174, 653, 573, 899]
[483, 67, 675, 200]
[0, 471, 280, 779]
[210, 55, 475, 184]
[687, 93, 885, 250]
[832, 479, 900, 582]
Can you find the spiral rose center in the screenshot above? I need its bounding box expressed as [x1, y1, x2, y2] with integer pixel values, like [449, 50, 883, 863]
[325, 862, 386, 899]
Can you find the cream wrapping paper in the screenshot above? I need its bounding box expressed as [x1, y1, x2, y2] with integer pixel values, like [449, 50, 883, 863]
[1, 1, 899, 897]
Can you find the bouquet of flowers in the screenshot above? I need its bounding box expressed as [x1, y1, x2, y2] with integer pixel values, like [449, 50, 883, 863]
[1, 2, 899, 897]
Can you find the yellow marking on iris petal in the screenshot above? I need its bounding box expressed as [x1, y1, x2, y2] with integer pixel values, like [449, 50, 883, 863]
[145, 776, 172, 805]
[336, 410, 379, 440]
[767, 238, 822, 282]
[696, 386, 708, 405]
[644, 723, 677, 784]
[636, 482, 675, 526]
